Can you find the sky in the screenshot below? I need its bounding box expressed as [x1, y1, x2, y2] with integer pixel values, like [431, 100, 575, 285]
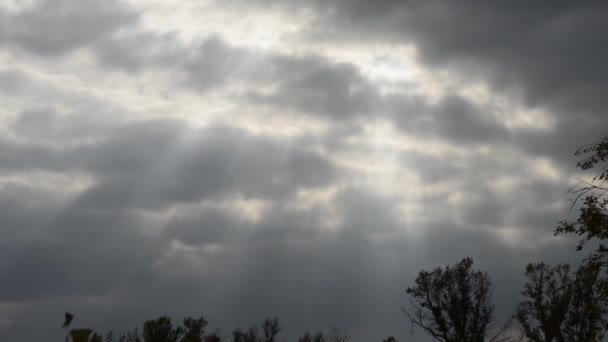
[0, 1, 607, 341]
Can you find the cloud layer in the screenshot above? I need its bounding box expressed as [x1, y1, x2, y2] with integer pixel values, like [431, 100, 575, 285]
[0, 1, 605, 341]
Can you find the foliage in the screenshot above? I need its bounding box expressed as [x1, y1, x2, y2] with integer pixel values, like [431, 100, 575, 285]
[182, 316, 208, 342]
[262, 317, 281, 342]
[556, 136, 608, 260]
[69, 329, 95, 342]
[298, 331, 326, 342]
[232, 326, 260, 342]
[516, 262, 608, 342]
[404, 257, 504, 342]
[327, 328, 349, 342]
[203, 332, 222, 342]
[231, 317, 281, 342]
[102, 316, 208, 342]
[143, 316, 183, 342]
[515, 263, 572, 342]
[296, 328, 348, 342]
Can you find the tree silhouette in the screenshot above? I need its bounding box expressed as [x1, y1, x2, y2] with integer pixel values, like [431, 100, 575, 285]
[262, 317, 281, 342]
[69, 329, 95, 342]
[565, 262, 608, 341]
[203, 333, 222, 342]
[516, 262, 607, 341]
[298, 331, 326, 342]
[231, 317, 280, 342]
[516, 263, 572, 342]
[556, 136, 608, 267]
[182, 317, 208, 342]
[232, 326, 259, 342]
[327, 327, 349, 342]
[142, 316, 183, 342]
[405, 257, 509, 342]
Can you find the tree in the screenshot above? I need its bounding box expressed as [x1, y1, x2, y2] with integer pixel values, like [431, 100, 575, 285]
[69, 329, 95, 342]
[327, 327, 349, 342]
[515, 262, 608, 342]
[555, 136, 608, 265]
[405, 257, 508, 342]
[515, 263, 572, 342]
[231, 317, 280, 342]
[232, 327, 259, 342]
[261, 317, 280, 342]
[298, 331, 326, 342]
[182, 316, 208, 342]
[203, 333, 222, 342]
[381, 337, 398, 342]
[142, 316, 183, 342]
[564, 262, 608, 341]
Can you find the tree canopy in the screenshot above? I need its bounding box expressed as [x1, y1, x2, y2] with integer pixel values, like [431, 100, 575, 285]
[404, 257, 500, 342]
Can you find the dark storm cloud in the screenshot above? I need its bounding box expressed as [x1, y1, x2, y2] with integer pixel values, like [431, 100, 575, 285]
[0, 0, 136, 56]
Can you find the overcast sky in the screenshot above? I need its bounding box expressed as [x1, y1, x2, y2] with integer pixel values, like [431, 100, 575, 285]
[1, 1, 607, 341]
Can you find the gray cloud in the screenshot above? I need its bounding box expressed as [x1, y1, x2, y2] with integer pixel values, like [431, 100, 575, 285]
[237, 0, 608, 157]
[1, 1, 606, 341]
[389, 94, 510, 144]
[247, 1, 608, 115]
[4, 110, 336, 210]
[246, 58, 379, 120]
[94, 31, 182, 73]
[0, 0, 136, 56]
[3, 177, 569, 340]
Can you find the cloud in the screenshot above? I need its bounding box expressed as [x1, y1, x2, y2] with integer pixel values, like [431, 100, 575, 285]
[4, 111, 337, 210]
[237, 0, 608, 156]
[0, 0, 137, 56]
[0, 1, 605, 341]
[247, 58, 379, 120]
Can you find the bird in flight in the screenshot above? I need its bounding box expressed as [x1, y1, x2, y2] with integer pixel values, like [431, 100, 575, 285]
[62, 312, 74, 328]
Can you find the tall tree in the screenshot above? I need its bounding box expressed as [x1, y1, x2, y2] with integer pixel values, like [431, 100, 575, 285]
[516, 262, 608, 342]
[564, 262, 608, 341]
[515, 263, 572, 342]
[405, 257, 507, 342]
